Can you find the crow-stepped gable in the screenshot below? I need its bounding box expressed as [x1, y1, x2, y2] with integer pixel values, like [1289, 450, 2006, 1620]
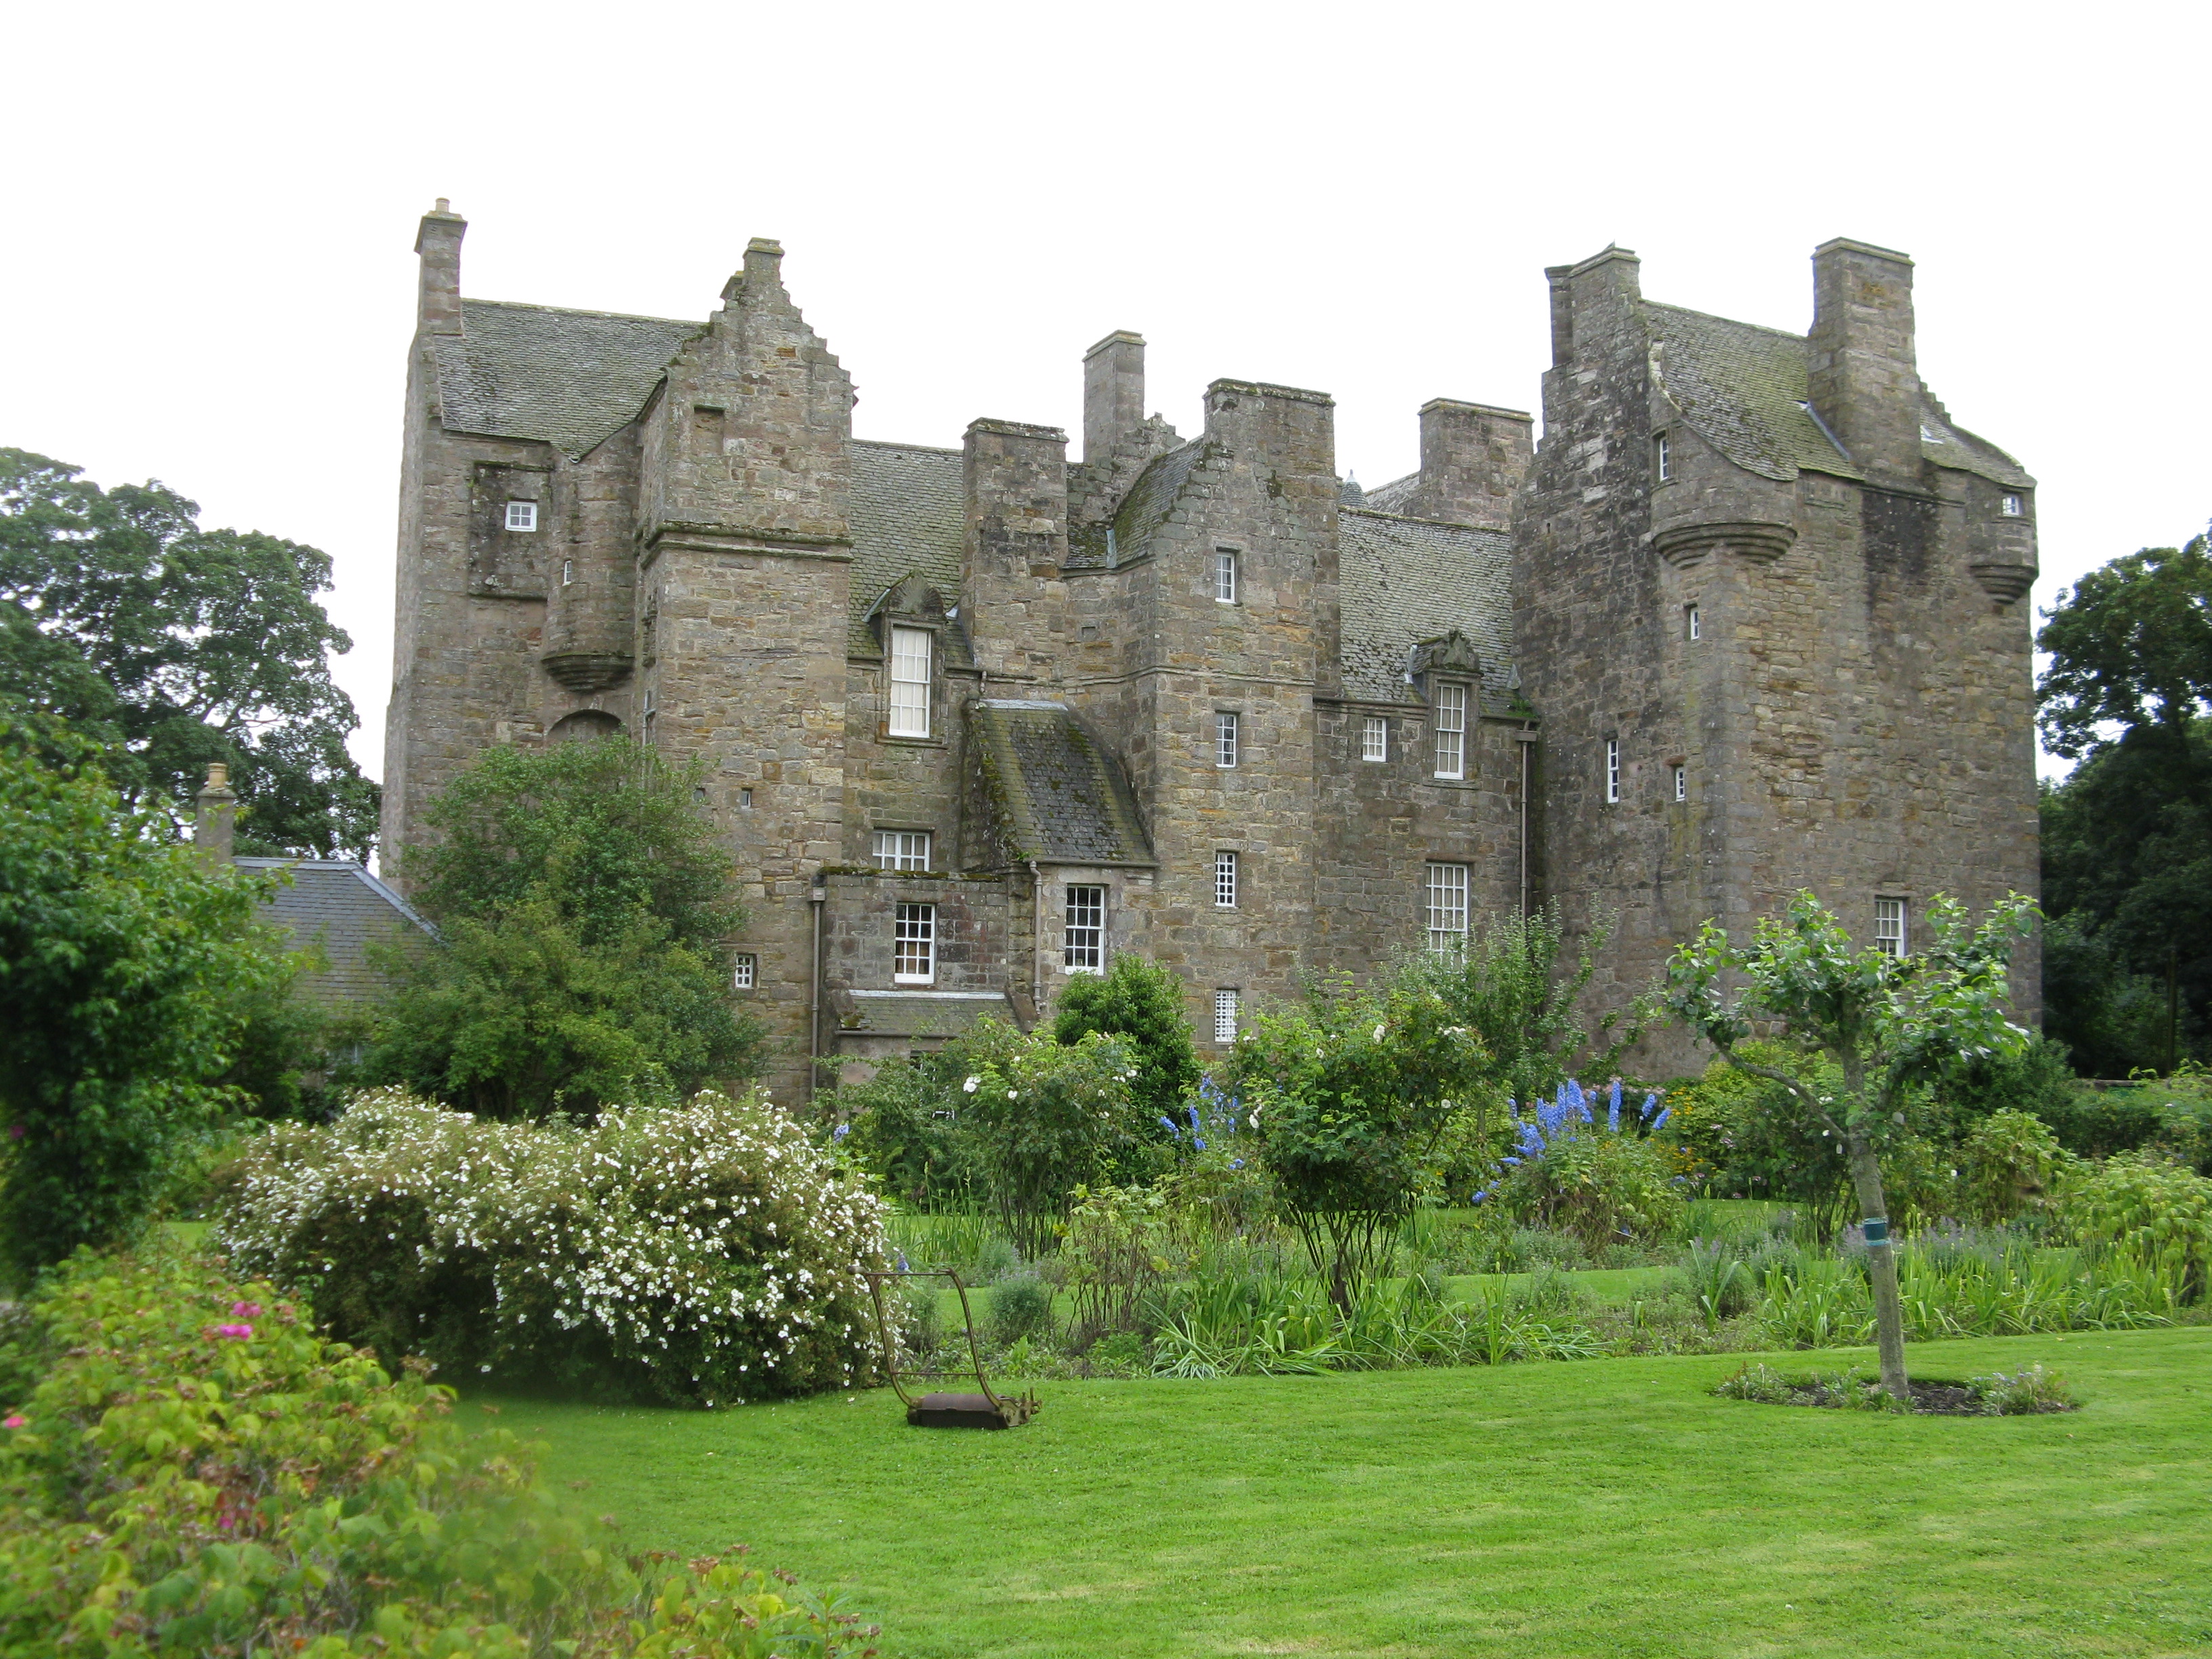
[387, 207, 2039, 1090]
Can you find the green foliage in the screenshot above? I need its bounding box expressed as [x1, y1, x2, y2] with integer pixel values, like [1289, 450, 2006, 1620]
[1489, 1113, 1685, 1248]
[834, 1050, 987, 1209]
[1711, 1360, 1795, 1403]
[1227, 975, 1491, 1304]
[1061, 1183, 1175, 1340]
[215, 1088, 889, 1406]
[1393, 901, 1645, 1105]
[2036, 528, 2212, 758]
[0, 1246, 878, 1658]
[1051, 953, 1200, 1122]
[1970, 1364, 2081, 1415]
[405, 737, 740, 949]
[0, 718, 291, 1276]
[1956, 1109, 2072, 1225]
[0, 449, 377, 859]
[2037, 906, 2187, 1077]
[359, 894, 760, 1120]
[2060, 1149, 2212, 1300]
[985, 1278, 1054, 1347]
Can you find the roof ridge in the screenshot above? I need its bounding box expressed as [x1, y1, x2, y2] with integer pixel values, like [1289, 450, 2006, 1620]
[459, 297, 703, 329]
[1646, 300, 1807, 344]
[1341, 506, 1508, 535]
[852, 438, 962, 456]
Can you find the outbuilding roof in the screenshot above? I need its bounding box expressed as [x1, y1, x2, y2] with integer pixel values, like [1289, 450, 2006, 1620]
[234, 859, 435, 1004]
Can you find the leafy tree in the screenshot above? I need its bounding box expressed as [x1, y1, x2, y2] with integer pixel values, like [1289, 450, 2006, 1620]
[1052, 953, 1200, 1123]
[1662, 889, 2035, 1400]
[360, 737, 759, 1117]
[0, 715, 291, 1276]
[2036, 527, 2212, 1071]
[1229, 975, 1490, 1309]
[404, 736, 739, 947]
[0, 449, 377, 859]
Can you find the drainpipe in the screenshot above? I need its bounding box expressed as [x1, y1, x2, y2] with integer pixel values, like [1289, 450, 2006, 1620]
[808, 870, 827, 1101]
[1515, 727, 1538, 918]
[1027, 857, 1044, 1023]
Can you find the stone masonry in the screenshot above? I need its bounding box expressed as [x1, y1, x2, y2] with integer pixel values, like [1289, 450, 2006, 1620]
[384, 207, 2040, 1095]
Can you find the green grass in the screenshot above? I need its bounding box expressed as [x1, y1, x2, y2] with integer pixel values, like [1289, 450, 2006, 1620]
[489, 1326, 2212, 1658]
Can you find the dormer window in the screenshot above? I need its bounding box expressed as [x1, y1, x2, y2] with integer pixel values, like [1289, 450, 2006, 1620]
[888, 626, 932, 738]
[505, 500, 538, 533]
[2001, 493, 2024, 517]
[1654, 432, 1671, 483]
[1432, 684, 1467, 779]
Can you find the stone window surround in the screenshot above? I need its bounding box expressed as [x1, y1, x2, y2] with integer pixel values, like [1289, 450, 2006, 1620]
[1875, 896, 1909, 957]
[1653, 430, 1672, 483]
[1213, 987, 1242, 1046]
[1214, 849, 1240, 909]
[1214, 544, 1242, 605]
[873, 828, 933, 872]
[1215, 710, 1241, 769]
[887, 626, 933, 739]
[1432, 683, 1468, 779]
[1605, 735, 1622, 804]
[1361, 715, 1389, 762]
[1063, 883, 1106, 973]
[731, 952, 757, 991]
[504, 499, 539, 532]
[893, 901, 936, 984]
[1425, 862, 1470, 952]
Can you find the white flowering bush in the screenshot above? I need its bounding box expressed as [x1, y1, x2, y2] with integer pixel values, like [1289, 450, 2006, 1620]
[214, 1087, 889, 1406]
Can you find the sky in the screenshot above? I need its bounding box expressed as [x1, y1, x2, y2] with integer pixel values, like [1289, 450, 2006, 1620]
[5, 0, 2205, 790]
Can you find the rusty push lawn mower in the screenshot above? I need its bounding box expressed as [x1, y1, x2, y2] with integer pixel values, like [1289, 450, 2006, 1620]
[863, 1268, 1039, 1429]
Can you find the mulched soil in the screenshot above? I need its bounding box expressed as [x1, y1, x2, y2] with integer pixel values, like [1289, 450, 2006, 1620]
[1782, 1378, 2077, 1416]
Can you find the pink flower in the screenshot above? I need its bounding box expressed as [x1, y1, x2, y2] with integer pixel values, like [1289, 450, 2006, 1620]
[230, 1301, 262, 1319]
[213, 1324, 253, 1340]
[3, 1416, 25, 1429]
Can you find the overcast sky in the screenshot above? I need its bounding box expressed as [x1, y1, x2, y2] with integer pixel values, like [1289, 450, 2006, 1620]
[7, 1, 2204, 787]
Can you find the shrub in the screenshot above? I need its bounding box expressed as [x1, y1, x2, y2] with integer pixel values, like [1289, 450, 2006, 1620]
[0, 1246, 878, 1657]
[1712, 1361, 1794, 1404]
[1061, 1183, 1176, 1340]
[2060, 1149, 2212, 1301]
[215, 1087, 888, 1406]
[1052, 954, 1200, 1124]
[1958, 1109, 2074, 1224]
[987, 1277, 1054, 1347]
[1969, 1364, 2080, 1414]
[1484, 1080, 1686, 1248]
[836, 1051, 987, 1208]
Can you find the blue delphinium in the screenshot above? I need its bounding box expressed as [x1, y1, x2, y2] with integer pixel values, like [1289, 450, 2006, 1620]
[1480, 1077, 1673, 1202]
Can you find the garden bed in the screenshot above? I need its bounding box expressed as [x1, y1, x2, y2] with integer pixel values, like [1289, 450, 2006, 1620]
[1714, 1359, 2081, 1415]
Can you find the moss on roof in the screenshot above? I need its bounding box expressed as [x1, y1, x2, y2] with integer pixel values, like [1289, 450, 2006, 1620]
[1338, 510, 1516, 709]
[968, 700, 1154, 867]
[1647, 303, 1858, 483]
[433, 300, 701, 459]
[848, 441, 968, 659]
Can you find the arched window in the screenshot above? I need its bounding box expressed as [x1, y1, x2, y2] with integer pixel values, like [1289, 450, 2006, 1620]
[549, 710, 622, 743]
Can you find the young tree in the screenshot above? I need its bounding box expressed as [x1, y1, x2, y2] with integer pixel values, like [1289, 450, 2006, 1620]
[1051, 952, 1200, 1123]
[0, 449, 377, 859]
[0, 716, 291, 1274]
[1661, 890, 2036, 1399]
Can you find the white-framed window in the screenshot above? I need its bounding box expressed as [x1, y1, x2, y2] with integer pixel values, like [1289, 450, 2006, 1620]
[1215, 548, 1240, 605]
[1214, 850, 1239, 909]
[1605, 738, 1621, 804]
[1673, 765, 1687, 802]
[1875, 897, 1908, 958]
[874, 830, 932, 872]
[2001, 493, 2024, 517]
[731, 952, 757, 990]
[1685, 603, 1700, 641]
[1654, 432, 1671, 483]
[1433, 684, 1467, 779]
[1214, 989, 1241, 1045]
[893, 902, 936, 983]
[1361, 716, 1389, 762]
[888, 626, 933, 738]
[739, 788, 754, 810]
[505, 500, 538, 533]
[1425, 862, 1470, 953]
[1216, 711, 1240, 769]
[1063, 884, 1105, 972]
[561, 558, 575, 586]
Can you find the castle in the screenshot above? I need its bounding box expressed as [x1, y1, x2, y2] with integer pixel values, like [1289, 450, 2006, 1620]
[385, 205, 2041, 1094]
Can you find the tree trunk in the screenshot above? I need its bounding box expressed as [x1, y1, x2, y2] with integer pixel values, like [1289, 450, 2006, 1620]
[1843, 1131, 1909, 1401]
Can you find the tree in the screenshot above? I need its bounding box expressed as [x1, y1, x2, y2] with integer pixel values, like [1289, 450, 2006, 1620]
[1051, 953, 1200, 1124]
[0, 715, 291, 1275]
[2036, 527, 2212, 1071]
[359, 737, 759, 1117]
[1661, 890, 2036, 1400]
[0, 449, 378, 859]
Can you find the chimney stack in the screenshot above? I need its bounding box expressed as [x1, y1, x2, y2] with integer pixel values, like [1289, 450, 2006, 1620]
[1808, 238, 1921, 483]
[1082, 331, 1145, 464]
[415, 199, 466, 337]
[194, 763, 237, 867]
[1403, 399, 1533, 530]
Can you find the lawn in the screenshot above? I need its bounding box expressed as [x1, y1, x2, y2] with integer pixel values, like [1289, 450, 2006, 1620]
[489, 1326, 2212, 1658]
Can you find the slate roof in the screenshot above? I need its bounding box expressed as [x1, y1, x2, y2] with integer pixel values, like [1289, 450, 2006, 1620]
[848, 441, 968, 659]
[1067, 440, 1212, 569]
[235, 859, 435, 1004]
[1359, 472, 1421, 515]
[1338, 510, 1517, 708]
[1647, 302, 2032, 488]
[432, 300, 700, 459]
[832, 988, 1015, 1040]
[968, 700, 1155, 867]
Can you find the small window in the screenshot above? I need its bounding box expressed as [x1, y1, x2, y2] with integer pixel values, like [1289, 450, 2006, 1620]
[1673, 765, 1687, 802]
[1685, 603, 1700, 641]
[561, 558, 575, 586]
[1214, 850, 1239, 909]
[888, 626, 932, 738]
[505, 500, 538, 533]
[1214, 989, 1241, 1045]
[874, 830, 932, 872]
[731, 953, 757, 991]
[1433, 684, 1467, 779]
[1216, 711, 1240, 769]
[1425, 862, 1470, 953]
[1064, 884, 1105, 972]
[1361, 716, 1388, 762]
[893, 902, 936, 983]
[1215, 548, 1240, 605]
[2000, 493, 2024, 517]
[1605, 738, 1621, 804]
[739, 788, 753, 809]
[1875, 897, 1908, 958]
[1654, 432, 1671, 483]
